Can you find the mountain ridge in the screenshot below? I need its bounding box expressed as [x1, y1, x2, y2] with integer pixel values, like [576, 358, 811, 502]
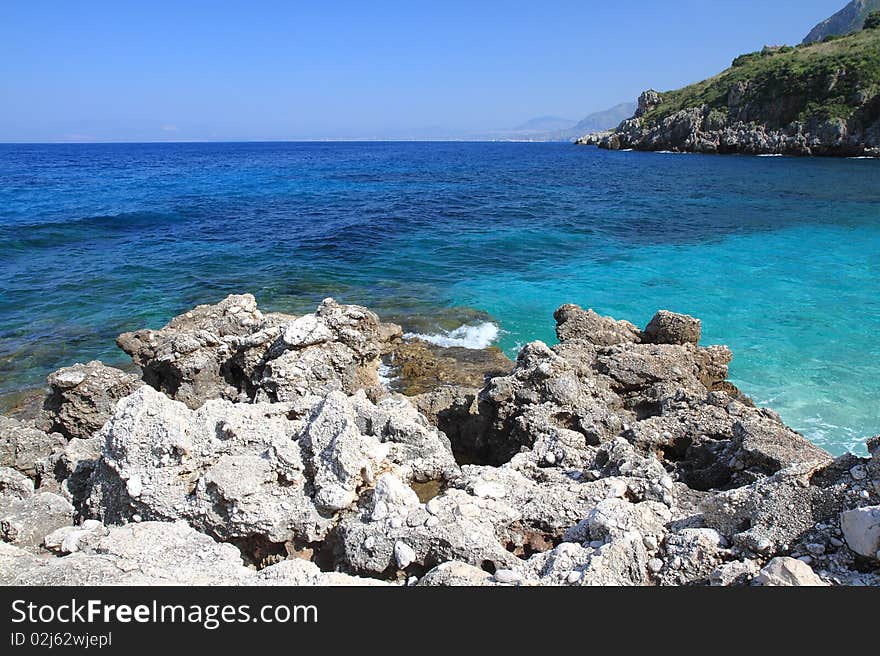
[803, 0, 880, 44]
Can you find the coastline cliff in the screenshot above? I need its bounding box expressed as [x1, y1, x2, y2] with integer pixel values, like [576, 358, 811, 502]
[578, 23, 880, 156]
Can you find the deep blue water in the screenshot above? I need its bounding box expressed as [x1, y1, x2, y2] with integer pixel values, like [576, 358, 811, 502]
[1, 142, 878, 454]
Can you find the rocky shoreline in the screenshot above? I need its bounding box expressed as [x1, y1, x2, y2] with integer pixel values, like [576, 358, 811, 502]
[576, 90, 880, 157]
[1, 294, 878, 586]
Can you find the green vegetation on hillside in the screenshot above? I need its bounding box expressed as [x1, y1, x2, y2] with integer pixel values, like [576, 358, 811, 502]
[640, 27, 880, 129]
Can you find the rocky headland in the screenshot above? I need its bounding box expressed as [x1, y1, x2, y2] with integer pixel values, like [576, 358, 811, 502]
[577, 20, 880, 156]
[1, 294, 878, 586]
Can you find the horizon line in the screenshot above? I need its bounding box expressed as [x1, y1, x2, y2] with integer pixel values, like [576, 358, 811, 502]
[0, 138, 579, 145]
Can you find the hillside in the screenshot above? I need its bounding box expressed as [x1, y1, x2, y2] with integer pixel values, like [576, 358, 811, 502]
[803, 0, 880, 44]
[579, 25, 880, 156]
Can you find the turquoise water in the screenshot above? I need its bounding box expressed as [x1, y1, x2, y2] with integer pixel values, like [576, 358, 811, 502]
[1, 142, 878, 454]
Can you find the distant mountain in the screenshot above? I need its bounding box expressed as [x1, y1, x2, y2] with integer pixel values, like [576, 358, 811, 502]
[496, 102, 636, 141]
[511, 116, 577, 132]
[803, 0, 880, 43]
[569, 102, 638, 134]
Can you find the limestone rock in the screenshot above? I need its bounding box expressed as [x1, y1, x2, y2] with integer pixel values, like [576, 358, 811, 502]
[554, 304, 641, 346]
[643, 310, 701, 346]
[0, 492, 74, 547]
[840, 505, 880, 559]
[0, 467, 34, 501]
[302, 391, 391, 513]
[117, 293, 285, 408]
[753, 557, 827, 586]
[0, 416, 65, 482]
[42, 361, 143, 439]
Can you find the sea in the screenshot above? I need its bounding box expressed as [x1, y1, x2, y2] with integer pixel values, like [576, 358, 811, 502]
[1, 141, 878, 455]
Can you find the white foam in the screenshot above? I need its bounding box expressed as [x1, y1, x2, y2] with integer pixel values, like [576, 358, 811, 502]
[404, 322, 500, 349]
[757, 153, 783, 157]
[377, 361, 397, 387]
[847, 156, 878, 160]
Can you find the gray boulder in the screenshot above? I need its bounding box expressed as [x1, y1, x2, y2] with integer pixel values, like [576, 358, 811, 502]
[643, 310, 701, 346]
[753, 557, 827, 586]
[840, 505, 880, 559]
[0, 492, 74, 548]
[42, 361, 143, 439]
[0, 416, 65, 482]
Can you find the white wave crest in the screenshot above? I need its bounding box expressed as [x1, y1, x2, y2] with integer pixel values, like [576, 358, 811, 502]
[757, 153, 784, 157]
[404, 322, 500, 349]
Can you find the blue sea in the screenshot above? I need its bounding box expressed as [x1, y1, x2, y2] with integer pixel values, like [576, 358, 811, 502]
[1, 142, 878, 455]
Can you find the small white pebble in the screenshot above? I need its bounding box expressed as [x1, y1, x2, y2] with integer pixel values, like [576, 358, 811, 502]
[493, 569, 522, 584]
[566, 570, 583, 584]
[647, 558, 664, 573]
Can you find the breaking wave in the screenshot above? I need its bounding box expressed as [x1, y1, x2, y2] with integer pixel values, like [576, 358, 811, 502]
[404, 322, 499, 349]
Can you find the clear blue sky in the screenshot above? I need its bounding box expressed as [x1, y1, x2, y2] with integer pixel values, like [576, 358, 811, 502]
[0, 0, 850, 141]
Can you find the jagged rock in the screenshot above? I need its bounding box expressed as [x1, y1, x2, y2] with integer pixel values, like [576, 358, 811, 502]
[411, 385, 490, 463]
[840, 505, 880, 559]
[351, 391, 457, 484]
[86, 386, 330, 543]
[0, 492, 74, 547]
[254, 558, 388, 586]
[256, 298, 399, 403]
[38, 436, 101, 513]
[330, 482, 522, 577]
[656, 528, 726, 585]
[5, 299, 878, 586]
[2, 518, 385, 586]
[702, 461, 846, 553]
[302, 391, 391, 513]
[41, 361, 143, 439]
[753, 557, 828, 586]
[86, 381, 456, 547]
[584, 498, 670, 543]
[523, 541, 592, 585]
[117, 294, 289, 407]
[579, 534, 650, 586]
[481, 340, 623, 464]
[554, 305, 641, 346]
[0, 467, 34, 500]
[636, 89, 662, 117]
[643, 310, 701, 346]
[0, 416, 65, 481]
[116, 294, 398, 410]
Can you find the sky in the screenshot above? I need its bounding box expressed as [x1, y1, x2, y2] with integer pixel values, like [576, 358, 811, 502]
[0, 0, 852, 141]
